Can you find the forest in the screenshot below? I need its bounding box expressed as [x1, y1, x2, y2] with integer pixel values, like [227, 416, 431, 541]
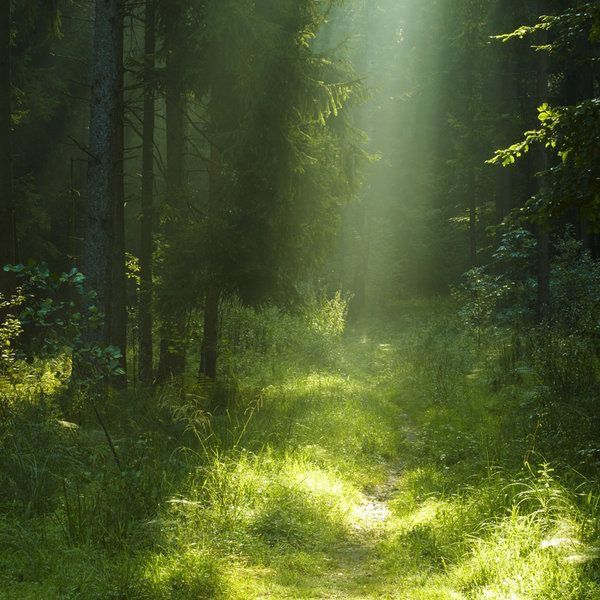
[0, 0, 599, 598]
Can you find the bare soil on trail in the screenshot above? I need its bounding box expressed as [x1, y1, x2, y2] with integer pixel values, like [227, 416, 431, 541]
[279, 468, 405, 600]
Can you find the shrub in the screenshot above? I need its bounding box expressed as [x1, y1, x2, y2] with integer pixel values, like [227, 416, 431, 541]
[0, 401, 78, 516]
[2, 262, 125, 391]
[551, 231, 600, 336]
[217, 291, 348, 381]
[140, 549, 227, 599]
[0, 289, 24, 376]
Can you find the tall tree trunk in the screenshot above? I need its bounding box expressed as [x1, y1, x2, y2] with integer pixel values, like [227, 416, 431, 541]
[199, 140, 221, 380]
[493, 17, 518, 224]
[468, 170, 477, 267]
[348, 199, 369, 321]
[579, 214, 591, 251]
[82, 0, 121, 346]
[138, 0, 156, 385]
[537, 224, 550, 320]
[495, 168, 512, 223]
[565, 23, 594, 251]
[347, 2, 373, 321]
[462, 21, 479, 270]
[110, 4, 127, 387]
[156, 4, 187, 381]
[199, 286, 219, 380]
[0, 1, 15, 296]
[535, 21, 550, 322]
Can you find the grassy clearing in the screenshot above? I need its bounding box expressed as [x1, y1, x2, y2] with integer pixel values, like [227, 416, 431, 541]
[0, 301, 599, 598]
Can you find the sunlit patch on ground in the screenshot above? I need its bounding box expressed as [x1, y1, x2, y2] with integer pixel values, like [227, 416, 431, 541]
[351, 496, 390, 531]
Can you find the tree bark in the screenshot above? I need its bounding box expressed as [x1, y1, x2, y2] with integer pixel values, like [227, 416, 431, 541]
[537, 224, 550, 321]
[565, 23, 594, 251]
[461, 18, 479, 270]
[494, 21, 518, 224]
[535, 19, 550, 322]
[495, 168, 512, 223]
[138, 0, 156, 386]
[348, 199, 369, 321]
[199, 286, 219, 380]
[347, 3, 374, 321]
[198, 137, 221, 381]
[82, 0, 121, 346]
[468, 169, 477, 267]
[156, 4, 188, 381]
[110, 3, 127, 387]
[0, 1, 15, 296]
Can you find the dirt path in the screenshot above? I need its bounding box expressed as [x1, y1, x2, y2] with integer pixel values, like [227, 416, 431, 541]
[246, 466, 404, 599]
[306, 468, 403, 599]
[255, 422, 418, 598]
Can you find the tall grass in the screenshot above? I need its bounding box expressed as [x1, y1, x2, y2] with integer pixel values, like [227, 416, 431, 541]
[0, 298, 598, 598]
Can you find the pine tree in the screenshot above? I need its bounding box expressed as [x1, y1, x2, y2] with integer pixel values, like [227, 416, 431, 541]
[82, 0, 122, 346]
[155, 0, 190, 381]
[0, 0, 15, 295]
[138, 0, 156, 385]
[111, 0, 127, 385]
[535, 13, 550, 321]
[196, 0, 362, 380]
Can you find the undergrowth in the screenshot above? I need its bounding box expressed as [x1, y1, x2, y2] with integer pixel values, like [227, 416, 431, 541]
[0, 298, 598, 598]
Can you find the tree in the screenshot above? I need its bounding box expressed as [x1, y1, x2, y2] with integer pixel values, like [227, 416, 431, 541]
[111, 0, 127, 385]
[198, 121, 220, 381]
[197, 0, 362, 379]
[155, 0, 192, 381]
[488, 1, 600, 318]
[535, 18, 550, 321]
[0, 0, 15, 295]
[82, 0, 122, 347]
[138, 0, 156, 385]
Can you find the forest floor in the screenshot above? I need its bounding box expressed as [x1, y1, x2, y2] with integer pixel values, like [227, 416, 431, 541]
[212, 316, 598, 599]
[264, 467, 405, 599]
[1, 307, 599, 599]
[240, 466, 406, 599]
